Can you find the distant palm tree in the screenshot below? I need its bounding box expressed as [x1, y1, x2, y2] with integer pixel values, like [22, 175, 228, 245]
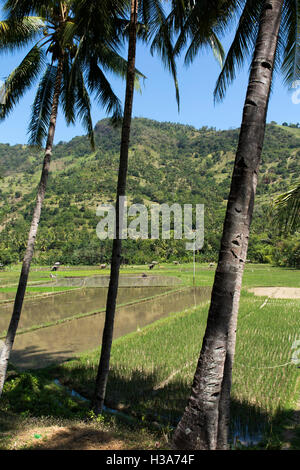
[173, 0, 299, 450]
[0, 0, 132, 396]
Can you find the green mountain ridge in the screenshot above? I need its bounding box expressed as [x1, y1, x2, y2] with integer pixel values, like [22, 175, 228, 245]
[0, 118, 299, 266]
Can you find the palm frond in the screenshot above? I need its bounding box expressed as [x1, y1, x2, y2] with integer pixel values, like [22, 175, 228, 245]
[214, 0, 264, 103]
[0, 44, 45, 120]
[183, 30, 225, 68]
[75, 68, 95, 150]
[136, 0, 181, 107]
[75, 38, 145, 93]
[61, 53, 76, 126]
[61, 20, 77, 49]
[150, 22, 180, 108]
[148, 7, 180, 109]
[280, 0, 300, 87]
[27, 63, 57, 147]
[209, 33, 225, 68]
[4, 0, 58, 19]
[0, 16, 44, 52]
[87, 58, 123, 122]
[72, 0, 128, 54]
[154, 0, 239, 108]
[273, 183, 300, 233]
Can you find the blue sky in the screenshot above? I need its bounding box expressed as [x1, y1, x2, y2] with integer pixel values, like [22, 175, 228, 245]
[0, 13, 299, 145]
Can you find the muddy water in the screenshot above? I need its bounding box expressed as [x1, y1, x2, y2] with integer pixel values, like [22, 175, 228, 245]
[0, 292, 14, 302]
[7, 286, 211, 370]
[0, 287, 172, 335]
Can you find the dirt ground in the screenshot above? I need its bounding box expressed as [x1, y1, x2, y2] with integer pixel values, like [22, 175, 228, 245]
[248, 287, 300, 299]
[7, 424, 127, 450]
[2, 417, 165, 451]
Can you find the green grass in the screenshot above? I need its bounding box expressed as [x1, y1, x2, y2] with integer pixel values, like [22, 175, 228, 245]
[1, 262, 299, 290]
[0, 285, 81, 305]
[42, 290, 300, 448]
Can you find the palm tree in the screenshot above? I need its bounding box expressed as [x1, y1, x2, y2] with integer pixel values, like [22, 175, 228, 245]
[91, 0, 228, 415]
[0, 0, 132, 396]
[173, 0, 299, 450]
[93, 0, 140, 415]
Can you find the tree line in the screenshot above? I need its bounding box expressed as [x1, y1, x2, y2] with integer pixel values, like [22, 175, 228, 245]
[0, 119, 299, 267]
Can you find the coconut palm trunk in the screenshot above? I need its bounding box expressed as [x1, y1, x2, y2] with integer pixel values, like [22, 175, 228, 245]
[0, 53, 64, 396]
[93, 0, 139, 415]
[173, 0, 283, 450]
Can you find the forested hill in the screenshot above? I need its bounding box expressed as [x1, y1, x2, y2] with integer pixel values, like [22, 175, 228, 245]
[0, 118, 299, 266]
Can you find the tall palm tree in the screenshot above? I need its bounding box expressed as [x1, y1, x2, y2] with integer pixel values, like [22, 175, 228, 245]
[93, 0, 140, 415]
[0, 0, 132, 396]
[91, 0, 227, 415]
[173, 0, 299, 450]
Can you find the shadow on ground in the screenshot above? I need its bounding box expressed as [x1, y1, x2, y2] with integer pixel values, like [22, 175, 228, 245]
[10, 345, 75, 371]
[1, 353, 299, 450]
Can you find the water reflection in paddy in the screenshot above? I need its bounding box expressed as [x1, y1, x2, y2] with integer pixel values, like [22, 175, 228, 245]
[4, 286, 211, 370]
[0, 286, 172, 335]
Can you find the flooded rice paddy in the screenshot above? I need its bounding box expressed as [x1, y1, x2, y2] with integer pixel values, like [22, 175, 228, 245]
[0, 276, 211, 369]
[0, 286, 173, 335]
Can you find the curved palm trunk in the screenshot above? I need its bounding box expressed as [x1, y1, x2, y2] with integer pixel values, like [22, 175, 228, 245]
[173, 0, 283, 450]
[0, 55, 64, 396]
[93, 0, 139, 415]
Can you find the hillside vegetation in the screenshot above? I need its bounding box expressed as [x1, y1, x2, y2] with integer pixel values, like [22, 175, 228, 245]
[0, 118, 299, 266]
